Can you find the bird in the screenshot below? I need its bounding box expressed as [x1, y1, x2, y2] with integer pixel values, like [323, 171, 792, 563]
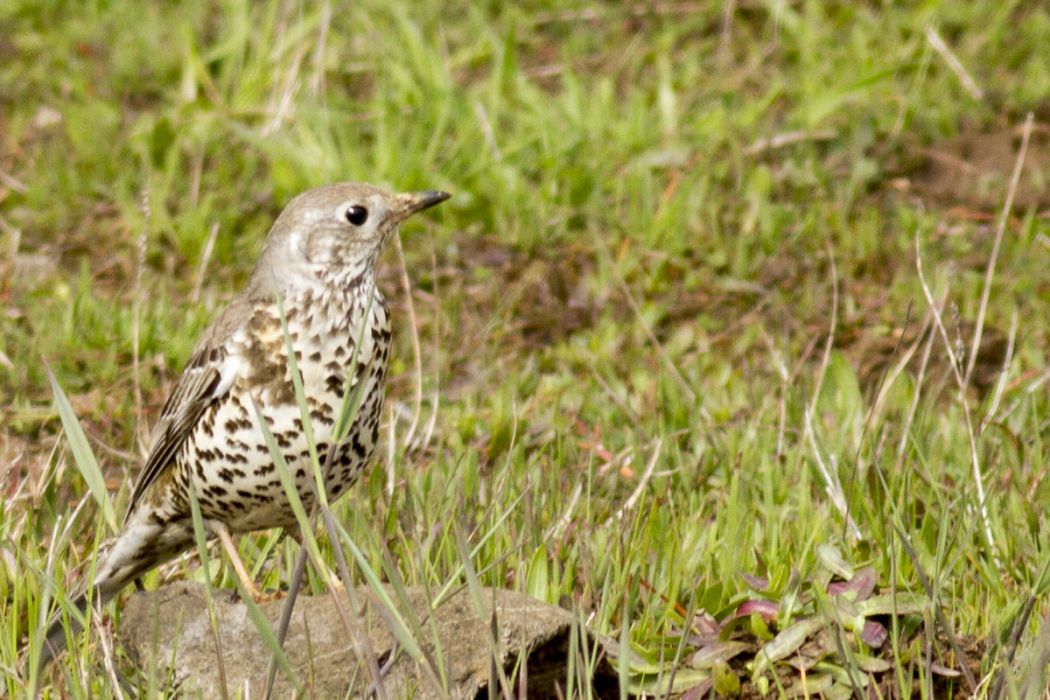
[32, 182, 449, 675]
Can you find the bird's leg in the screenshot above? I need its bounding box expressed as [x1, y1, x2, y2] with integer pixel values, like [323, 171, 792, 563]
[211, 522, 283, 603]
[316, 556, 346, 593]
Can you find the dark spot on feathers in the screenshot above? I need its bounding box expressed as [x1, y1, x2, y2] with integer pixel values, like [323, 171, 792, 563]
[326, 375, 345, 396]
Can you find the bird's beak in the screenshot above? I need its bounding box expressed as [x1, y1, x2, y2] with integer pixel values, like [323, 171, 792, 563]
[394, 190, 451, 222]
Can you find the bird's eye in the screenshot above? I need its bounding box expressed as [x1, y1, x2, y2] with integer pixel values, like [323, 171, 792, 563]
[345, 205, 369, 226]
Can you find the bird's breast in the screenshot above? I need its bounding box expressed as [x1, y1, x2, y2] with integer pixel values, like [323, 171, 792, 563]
[177, 288, 391, 531]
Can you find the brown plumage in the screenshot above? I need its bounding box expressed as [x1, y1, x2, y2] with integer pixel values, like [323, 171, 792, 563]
[33, 182, 449, 674]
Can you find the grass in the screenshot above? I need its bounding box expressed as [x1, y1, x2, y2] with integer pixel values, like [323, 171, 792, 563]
[1, 0, 1049, 696]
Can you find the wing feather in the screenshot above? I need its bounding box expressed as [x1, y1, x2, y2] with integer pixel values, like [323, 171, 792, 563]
[124, 345, 237, 520]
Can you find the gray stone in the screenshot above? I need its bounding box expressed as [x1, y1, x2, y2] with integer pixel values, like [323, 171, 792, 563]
[119, 581, 619, 698]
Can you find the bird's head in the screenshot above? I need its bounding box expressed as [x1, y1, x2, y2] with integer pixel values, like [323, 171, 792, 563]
[251, 182, 449, 292]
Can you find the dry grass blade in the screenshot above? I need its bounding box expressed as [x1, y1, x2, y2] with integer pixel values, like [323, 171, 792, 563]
[417, 244, 443, 452]
[309, 0, 331, 95]
[605, 439, 661, 526]
[393, 230, 424, 449]
[803, 246, 862, 541]
[93, 613, 127, 700]
[190, 222, 220, 304]
[979, 310, 1018, 433]
[964, 112, 1033, 390]
[132, 188, 150, 448]
[893, 310, 938, 472]
[744, 129, 836, 156]
[924, 26, 984, 100]
[913, 232, 997, 558]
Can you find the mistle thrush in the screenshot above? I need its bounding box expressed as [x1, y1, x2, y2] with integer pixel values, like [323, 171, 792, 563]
[36, 182, 449, 671]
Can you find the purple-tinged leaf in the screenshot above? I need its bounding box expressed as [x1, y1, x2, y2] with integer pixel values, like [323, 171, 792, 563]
[860, 620, 888, 648]
[691, 611, 722, 637]
[742, 573, 769, 591]
[734, 599, 779, 622]
[679, 679, 713, 700]
[828, 567, 877, 601]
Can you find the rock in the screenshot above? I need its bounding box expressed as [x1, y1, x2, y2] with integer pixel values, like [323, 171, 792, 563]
[119, 581, 620, 698]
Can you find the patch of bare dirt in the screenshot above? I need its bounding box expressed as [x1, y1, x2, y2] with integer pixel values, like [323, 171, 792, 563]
[844, 316, 1009, 396]
[894, 122, 1050, 212]
[383, 232, 604, 352]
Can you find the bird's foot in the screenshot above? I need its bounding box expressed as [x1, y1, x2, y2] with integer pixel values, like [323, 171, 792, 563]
[241, 582, 286, 604]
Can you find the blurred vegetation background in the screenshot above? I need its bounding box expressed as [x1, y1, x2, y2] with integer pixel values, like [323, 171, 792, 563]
[2, 1, 1049, 696]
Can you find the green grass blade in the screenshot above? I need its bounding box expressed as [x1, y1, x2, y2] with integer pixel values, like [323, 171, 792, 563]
[45, 367, 118, 533]
[331, 519, 426, 663]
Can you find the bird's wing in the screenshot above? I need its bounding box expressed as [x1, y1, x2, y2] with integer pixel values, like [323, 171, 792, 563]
[124, 340, 241, 521]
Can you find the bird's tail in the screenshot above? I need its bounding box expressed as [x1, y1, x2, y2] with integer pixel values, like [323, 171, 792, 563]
[26, 516, 177, 681]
